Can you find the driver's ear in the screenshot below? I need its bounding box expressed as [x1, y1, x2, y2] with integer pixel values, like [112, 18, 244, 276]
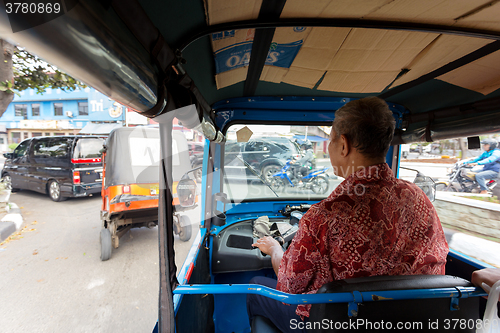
[340, 134, 350, 157]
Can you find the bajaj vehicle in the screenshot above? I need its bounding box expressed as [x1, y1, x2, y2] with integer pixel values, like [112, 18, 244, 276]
[100, 127, 195, 261]
[2, 135, 104, 201]
[3, 0, 500, 331]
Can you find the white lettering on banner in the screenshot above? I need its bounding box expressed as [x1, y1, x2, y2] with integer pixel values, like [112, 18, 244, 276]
[267, 51, 279, 64]
[226, 52, 251, 69]
[90, 99, 103, 112]
[225, 51, 282, 69]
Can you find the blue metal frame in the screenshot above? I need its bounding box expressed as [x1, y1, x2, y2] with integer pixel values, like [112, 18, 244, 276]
[212, 96, 407, 132]
[173, 229, 206, 315]
[448, 249, 496, 269]
[174, 283, 487, 317]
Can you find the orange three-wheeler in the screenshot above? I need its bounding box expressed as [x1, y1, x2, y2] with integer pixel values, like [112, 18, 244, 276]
[99, 126, 196, 261]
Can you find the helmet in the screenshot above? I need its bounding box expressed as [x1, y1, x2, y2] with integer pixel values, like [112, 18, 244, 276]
[301, 140, 312, 150]
[481, 138, 498, 151]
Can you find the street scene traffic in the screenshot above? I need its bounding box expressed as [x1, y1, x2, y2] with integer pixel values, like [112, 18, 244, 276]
[0, 120, 499, 332]
[1, 126, 499, 332]
[2, 1, 500, 332]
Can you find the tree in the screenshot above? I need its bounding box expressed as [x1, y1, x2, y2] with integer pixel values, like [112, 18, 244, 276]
[0, 38, 85, 116]
[0, 39, 14, 115]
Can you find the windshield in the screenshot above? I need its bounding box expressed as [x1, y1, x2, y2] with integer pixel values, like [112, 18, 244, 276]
[73, 138, 105, 159]
[223, 124, 340, 200]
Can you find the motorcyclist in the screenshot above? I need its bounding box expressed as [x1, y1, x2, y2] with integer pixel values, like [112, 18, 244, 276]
[463, 138, 500, 194]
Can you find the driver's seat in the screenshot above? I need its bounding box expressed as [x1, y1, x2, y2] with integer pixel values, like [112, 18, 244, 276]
[308, 275, 479, 332]
[251, 275, 479, 333]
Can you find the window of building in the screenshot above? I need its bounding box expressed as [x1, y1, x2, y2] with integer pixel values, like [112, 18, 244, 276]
[78, 102, 89, 116]
[32, 132, 42, 137]
[54, 132, 65, 136]
[23, 132, 29, 139]
[32, 103, 40, 116]
[12, 132, 21, 144]
[54, 103, 63, 116]
[14, 104, 27, 118]
[0, 138, 4, 144]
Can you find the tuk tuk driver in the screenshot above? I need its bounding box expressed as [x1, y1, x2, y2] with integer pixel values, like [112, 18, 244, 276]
[248, 97, 449, 333]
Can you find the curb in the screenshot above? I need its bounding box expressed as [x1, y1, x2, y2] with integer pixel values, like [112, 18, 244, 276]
[0, 202, 23, 243]
[443, 227, 500, 267]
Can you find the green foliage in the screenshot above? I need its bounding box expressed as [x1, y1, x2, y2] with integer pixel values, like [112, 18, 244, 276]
[12, 47, 86, 93]
[468, 196, 500, 204]
[8, 143, 18, 151]
[0, 80, 19, 95]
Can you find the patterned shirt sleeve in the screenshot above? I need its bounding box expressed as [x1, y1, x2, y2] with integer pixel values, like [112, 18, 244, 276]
[277, 207, 330, 296]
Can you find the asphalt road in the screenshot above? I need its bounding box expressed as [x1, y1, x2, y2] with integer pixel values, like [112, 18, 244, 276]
[0, 190, 198, 333]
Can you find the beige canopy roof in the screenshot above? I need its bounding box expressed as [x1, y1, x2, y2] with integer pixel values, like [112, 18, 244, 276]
[207, 0, 500, 94]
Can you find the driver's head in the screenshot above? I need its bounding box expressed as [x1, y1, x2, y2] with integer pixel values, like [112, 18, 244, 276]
[331, 97, 395, 160]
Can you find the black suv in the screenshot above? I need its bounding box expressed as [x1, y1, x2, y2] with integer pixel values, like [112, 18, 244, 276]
[2, 136, 104, 201]
[224, 137, 301, 182]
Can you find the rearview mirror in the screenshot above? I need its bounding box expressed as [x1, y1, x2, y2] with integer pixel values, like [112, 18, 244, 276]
[3, 153, 13, 159]
[467, 136, 480, 150]
[401, 166, 436, 202]
[414, 174, 436, 202]
[176, 178, 197, 208]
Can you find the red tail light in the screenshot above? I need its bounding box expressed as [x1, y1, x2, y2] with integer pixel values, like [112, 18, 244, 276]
[123, 185, 130, 193]
[73, 171, 81, 184]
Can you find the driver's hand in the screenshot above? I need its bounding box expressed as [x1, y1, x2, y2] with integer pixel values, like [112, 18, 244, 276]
[252, 236, 281, 256]
[469, 163, 478, 167]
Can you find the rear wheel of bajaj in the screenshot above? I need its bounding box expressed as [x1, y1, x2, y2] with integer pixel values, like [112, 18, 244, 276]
[311, 176, 329, 195]
[100, 228, 112, 261]
[178, 215, 192, 242]
[48, 180, 67, 202]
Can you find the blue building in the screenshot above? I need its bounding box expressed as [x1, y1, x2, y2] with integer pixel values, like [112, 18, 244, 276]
[0, 87, 142, 149]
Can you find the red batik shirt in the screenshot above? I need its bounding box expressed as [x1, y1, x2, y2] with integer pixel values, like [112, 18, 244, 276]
[276, 163, 448, 318]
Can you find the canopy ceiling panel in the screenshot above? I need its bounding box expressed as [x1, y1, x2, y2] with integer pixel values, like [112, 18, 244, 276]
[204, 0, 500, 94]
[280, 0, 392, 19]
[205, 0, 262, 25]
[438, 51, 500, 95]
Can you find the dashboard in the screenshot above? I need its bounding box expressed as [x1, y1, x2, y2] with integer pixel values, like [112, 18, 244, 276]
[212, 209, 303, 274]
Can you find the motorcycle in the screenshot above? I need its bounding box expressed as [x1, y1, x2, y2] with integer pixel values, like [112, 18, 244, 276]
[270, 160, 330, 194]
[436, 161, 497, 193]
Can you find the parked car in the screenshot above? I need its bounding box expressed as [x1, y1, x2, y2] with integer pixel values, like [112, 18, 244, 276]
[2, 135, 105, 201]
[188, 141, 204, 181]
[224, 137, 301, 182]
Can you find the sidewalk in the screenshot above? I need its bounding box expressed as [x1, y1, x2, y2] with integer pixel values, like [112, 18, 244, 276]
[0, 191, 23, 243]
